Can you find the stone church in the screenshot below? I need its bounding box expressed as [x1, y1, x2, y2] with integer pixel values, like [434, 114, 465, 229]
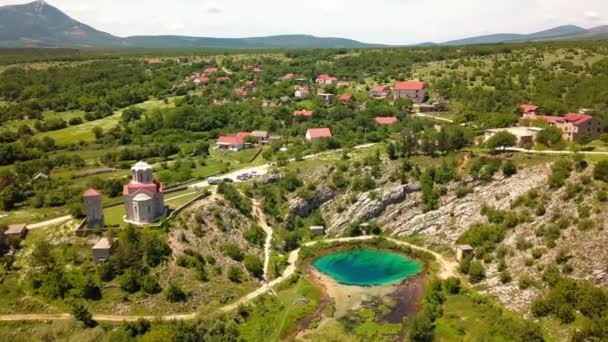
[123, 161, 165, 225]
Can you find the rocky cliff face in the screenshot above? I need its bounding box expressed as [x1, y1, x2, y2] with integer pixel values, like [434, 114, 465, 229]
[287, 187, 336, 219]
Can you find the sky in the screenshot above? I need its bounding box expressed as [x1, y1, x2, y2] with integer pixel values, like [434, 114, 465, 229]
[1, 0, 607, 44]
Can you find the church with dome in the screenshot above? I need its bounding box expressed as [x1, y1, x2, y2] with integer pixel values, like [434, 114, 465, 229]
[123, 161, 166, 225]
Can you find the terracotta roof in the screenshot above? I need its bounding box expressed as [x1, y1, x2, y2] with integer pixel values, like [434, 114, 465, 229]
[395, 81, 426, 91]
[294, 110, 314, 117]
[123, 179, 163, 196]
[520, 104, 539, 113]
[541, 113, 594, 126]
[253, 67, 263, 72]
[195, 77, 210, 83]
[284, 73, 295, 79]
[203, 67, 218, 74]
[217, 135, 245, 146]
[339, 94, 353, 101]
[217, 77, 230, 81]
[296, 88, 310, 94]
[83, 188, 102, 197]
[372, 85, 389, 92]
[316, 74, 337, 81]
[147, 59, 161, 64]
[375, 116, 398, 125]
[307, 128, 332, 138]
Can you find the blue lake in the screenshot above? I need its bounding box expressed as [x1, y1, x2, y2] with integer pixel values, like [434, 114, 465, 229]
[312, 248, 423, 286]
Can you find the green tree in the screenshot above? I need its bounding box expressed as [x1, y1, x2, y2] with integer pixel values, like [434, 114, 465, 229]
[228, 265, 243, 283]
[71, 302, 96, 328]
[165, 283, 187, 302]
[244, 255, 264, 279]
[486, 131, 517, 149]
[536, 126, 563, 147]
[593, 160, 608, 182]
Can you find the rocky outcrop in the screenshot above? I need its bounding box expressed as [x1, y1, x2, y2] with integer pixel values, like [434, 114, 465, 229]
[323, 184, 419, 233]
[287, 187, 336, 218]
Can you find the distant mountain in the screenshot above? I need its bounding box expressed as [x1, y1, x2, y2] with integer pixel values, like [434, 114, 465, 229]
[0, 0, 122, 48]
[442, 25, 587, 46]
[0, 1, 380, 49]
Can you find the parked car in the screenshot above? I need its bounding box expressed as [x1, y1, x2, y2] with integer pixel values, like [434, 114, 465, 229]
[236, 174, 248, 181]
[222, 178, 234, 183]
[207, 177, 221, 185]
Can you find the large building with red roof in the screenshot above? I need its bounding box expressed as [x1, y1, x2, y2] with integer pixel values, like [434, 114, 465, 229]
[123, 161, 165, 225]
[375, 116, 398, 125]
[294, 109, 314, 117]
[370, 85, 390, 99]
[537, 113, 602, 142]
[394, 81, 426, 103]
[216, 132, 252, 151]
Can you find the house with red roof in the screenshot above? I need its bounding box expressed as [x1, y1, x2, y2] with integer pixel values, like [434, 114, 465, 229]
[375, 117, 398, 125]
[295, 88, 310, 99]
[203, 67, 219, 75]
[536, 113, 602, 142]
[338, 94, 353, 103]
[217, 76, 230, 83]
[123, 161, 165, 225]
[194, 77, 210, 85]
[306, 128, 332, 143]
[370, 85, 390, 99]
[216, 135, 246, 151]
[147, 58, 162, 65]
[253, 67, 264, 73]
[316, 74, 338, 86]
[83, 188, 104, 228]
[283, 73, 295, 80]
[294, 110, 314, 117]
[394, 81, 426, 103]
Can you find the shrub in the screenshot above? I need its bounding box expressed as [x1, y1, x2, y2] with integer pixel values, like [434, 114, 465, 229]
[593, 160, 608, 182]
[223, 244, 244, 262]
[500, 270, 512, 284]
[486, 131, 517, 149]
[141, 275, 161, 294]
[244, 255, 264, 280]
[468, 261, 486, 283]
[165, 283, 187, 302]
[228, 265, 243, 283]
[71, 302, 96, 328]
[502, 160, 517, 177]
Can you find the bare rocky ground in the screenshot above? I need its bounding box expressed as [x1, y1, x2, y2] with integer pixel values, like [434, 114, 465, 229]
[289, 160, 608, 314]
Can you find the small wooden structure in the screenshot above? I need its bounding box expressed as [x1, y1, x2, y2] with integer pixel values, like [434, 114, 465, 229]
[92, 237, 114, 263]
[310, 226, 325, 237]
[455, 244, 474, 261]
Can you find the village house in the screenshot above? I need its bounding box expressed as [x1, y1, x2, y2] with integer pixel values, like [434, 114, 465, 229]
[316, 74, 338, 86]
[394, 81, 426, 103]
[83, 188, 104, 228]
[123, 161, 166, 226]
[375, 116, 398, 125]
[540, 113, 603, 142]
[310, 226, 325, 237]
[253, 67, 264, 73]
[203, 67, 219, 74]
[370, 85, 390, 99]
[147, 58, 161, 65]
[92, 237, 114, 263]
[4, 224, 28, 240]
[217, 135, 245, 151]
[484, 127, 544, 148]
[520, 104, 540, 118]
[194, 77, 210, 85]
[217, 76, 230, 83]
[456, 245, 474, 261]
[283, 73, 295, 80]
[338, 94, 354, 103]
[306, 128, 332, 143]
[294, 110, 314, 117]
[318, 93, 336, 105]
[294, 88, 310, 99]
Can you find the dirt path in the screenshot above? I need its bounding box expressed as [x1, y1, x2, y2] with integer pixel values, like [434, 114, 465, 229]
[251, 199, 273, 282]
[27, 215, 72, 229]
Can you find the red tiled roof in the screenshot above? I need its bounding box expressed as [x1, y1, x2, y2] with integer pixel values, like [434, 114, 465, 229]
[294, 110, 314, 117]
[245, 81, 256, 86]
[339, 94, 353, 101]
[563, 112, 593, 125]
[395, 81, 426, 91]
[372, 85, 389, 92]
[83, 188, 102, 197]
[195, 77, 210, 83]
[520, 104, 539, 113]
[317, 74, 337, 81]
[375, 116, 398, 125]
[253, 67, 263, 72]
[307, 128, 332, 138]
[236, 132, 252, 139]
[217, 135, 245, 146]
[147, 59, 161, 64]
[217, 77, 230, 81]
[297, 88, 310, 94]
[203, 67, 218, 74]
[123, 179, 163, 196]
[284, 73, 295, 79]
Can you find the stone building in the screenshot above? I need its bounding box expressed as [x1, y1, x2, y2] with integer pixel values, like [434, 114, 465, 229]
[83, 188, 104, 228]
[92, 237, 114, 263]
[123, 161, 165, 225]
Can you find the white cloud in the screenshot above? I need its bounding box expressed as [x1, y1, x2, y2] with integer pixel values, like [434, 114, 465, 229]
[0, 0, 607, 44]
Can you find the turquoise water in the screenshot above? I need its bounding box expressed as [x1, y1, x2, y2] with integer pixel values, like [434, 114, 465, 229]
[312, 248, 423, 286]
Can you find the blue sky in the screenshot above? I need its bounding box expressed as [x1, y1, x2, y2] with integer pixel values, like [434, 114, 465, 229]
[1, 0, 607, 44]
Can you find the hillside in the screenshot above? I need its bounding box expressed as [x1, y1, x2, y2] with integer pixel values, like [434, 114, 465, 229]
[0, 1, 379, 49]
[442, 25, 587, 46]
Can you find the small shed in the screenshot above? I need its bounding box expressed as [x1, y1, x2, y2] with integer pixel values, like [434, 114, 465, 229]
[455, 244, 474, 261]
[310, 226, 325, 237]
[92, 237, 115, 263]
[5, 224, 28, 240]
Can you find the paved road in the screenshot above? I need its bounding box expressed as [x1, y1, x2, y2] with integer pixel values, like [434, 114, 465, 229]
[413, 112, 454, 123]
[27, 215, 73, 230]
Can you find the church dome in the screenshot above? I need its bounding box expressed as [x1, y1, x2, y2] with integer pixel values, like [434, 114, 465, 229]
[131, 161, 152, 171]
